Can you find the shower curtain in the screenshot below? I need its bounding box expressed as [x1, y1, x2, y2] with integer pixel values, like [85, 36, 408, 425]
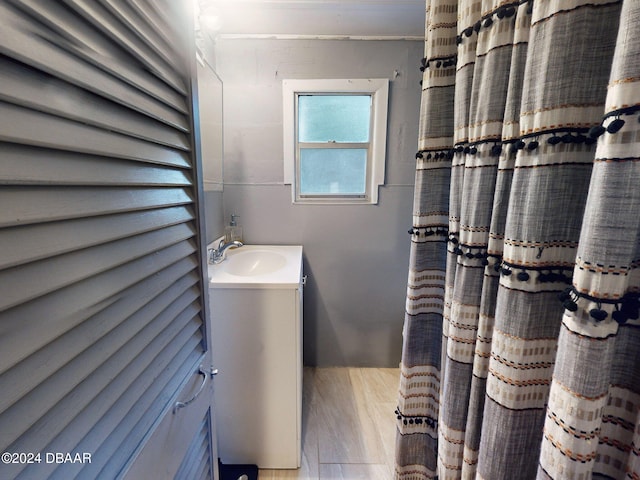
[395, 1, 640, 479]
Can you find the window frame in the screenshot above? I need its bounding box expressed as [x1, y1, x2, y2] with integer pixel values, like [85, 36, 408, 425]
[283, 78, 389, 204]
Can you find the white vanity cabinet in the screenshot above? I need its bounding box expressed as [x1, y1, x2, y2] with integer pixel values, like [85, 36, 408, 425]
[208, 245, 303, 469]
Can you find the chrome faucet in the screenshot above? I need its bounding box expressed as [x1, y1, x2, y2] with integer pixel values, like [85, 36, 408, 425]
[209, 239, 243, 264]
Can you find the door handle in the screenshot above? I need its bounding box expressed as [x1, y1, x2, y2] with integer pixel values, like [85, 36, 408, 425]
[173, 365, 218, 414]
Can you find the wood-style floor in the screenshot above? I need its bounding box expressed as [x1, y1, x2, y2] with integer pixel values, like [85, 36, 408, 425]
[258, 367, 400, 480]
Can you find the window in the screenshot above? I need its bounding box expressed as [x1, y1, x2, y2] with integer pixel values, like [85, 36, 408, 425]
[283, 79, 389, 204]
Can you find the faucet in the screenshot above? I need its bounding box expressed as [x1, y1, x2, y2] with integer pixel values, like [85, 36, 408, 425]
[209, 239, 243, 264]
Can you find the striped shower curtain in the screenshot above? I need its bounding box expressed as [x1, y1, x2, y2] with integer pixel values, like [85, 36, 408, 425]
[395, 1, 640, 479]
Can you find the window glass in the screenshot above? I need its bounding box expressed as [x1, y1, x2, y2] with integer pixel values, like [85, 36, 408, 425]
[282, 78, 388, 204]
[298, 95, 371, 143]
[299, 148, 367, 195]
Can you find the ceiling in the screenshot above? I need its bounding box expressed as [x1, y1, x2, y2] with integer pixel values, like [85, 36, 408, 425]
[199, 0, 426, 39]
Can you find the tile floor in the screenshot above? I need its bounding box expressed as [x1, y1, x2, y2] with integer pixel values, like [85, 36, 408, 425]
[258, 367, 400, 480]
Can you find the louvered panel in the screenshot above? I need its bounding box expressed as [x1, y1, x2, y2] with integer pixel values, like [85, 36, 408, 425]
[8, 311, 202, 480]
[11, 0, 133, 62]
[0, 206, 194, 269]
[88, 328, 203, 480]
[71, 342, 204, 480]
[199, 462, 211, 480]
[0, 241, 197, 375]
[0, 103, 191, 167]
[180, 437, 205, 479]
[0, 287, 200, 454]
[100, 0, 178, 69]
[198, 464, 210, 480]
[60, 340, 202, 480]
[61, 0, 186, 94]
[128, 0, 180, 61]
[0, 187, 192, 228]
[89, 349, 205, 480]
[183, 437, 208, 480]
[8, 0, 187, 100]
[0, 0, 211, 478]
[66, 326, 202, 479]
[174, 412, 213, 480]
[0, 144, 191, 187]
[0, 271, 199, 416]
[0, 58, 190, 150]
[143, 0, 183, 33]
[0, 9, 189, 128]
[0, 224, 195, 311]
[61, 40, 189, 115]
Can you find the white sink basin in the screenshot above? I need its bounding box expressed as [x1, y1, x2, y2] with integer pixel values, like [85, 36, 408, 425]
[208, 244, 303, 288]
[222, 249, 287, 276]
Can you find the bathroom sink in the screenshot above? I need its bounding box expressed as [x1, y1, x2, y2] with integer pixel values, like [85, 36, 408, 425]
[208, 244, 303, 288]
[208, 244, 304, 468]
[222, 249, 287, 276]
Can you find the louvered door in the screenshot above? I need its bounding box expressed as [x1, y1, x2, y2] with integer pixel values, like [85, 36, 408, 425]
[0, 1, 216, 479]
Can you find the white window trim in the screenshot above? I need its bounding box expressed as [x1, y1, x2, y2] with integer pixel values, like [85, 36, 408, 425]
[283, 78, 389, 204]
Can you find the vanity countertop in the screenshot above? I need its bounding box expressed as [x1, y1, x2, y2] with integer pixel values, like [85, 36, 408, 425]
[207, 244, 303, 289]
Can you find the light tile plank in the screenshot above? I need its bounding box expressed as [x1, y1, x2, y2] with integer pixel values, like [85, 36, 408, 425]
[258, 368, 400, 479]
[319, 463, 392, 479]
[369, 400, 397, 467]
[357, 368, 400, 404]
[315, 368, 385, 464]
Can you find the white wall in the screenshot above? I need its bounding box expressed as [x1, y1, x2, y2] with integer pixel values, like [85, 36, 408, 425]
[216, 38, 422, 366]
